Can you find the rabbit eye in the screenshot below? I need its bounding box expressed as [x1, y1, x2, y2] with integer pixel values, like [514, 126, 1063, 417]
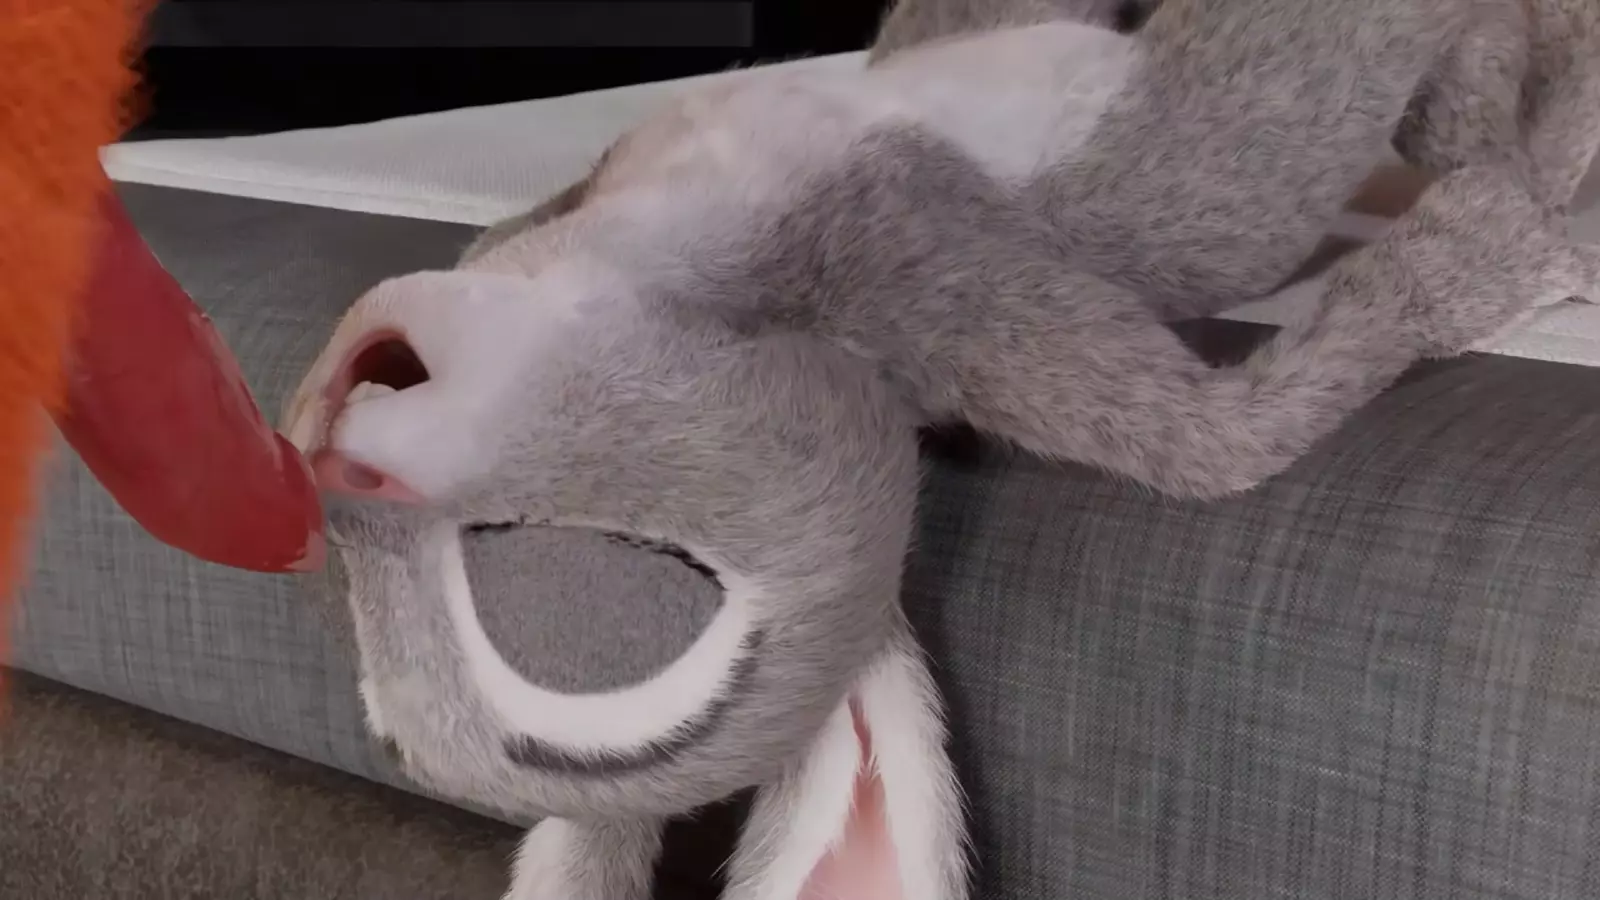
[461, 522, 729, 695]
[455, 521, 755, 777]
[598, 531, 723, 587]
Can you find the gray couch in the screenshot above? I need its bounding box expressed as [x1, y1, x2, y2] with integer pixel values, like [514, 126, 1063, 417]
[9, 67, 1600, 898]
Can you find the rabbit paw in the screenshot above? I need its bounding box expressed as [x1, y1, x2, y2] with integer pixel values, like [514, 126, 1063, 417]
[1467, 294, 1596, 354]
[1383, 164, 1599, 358]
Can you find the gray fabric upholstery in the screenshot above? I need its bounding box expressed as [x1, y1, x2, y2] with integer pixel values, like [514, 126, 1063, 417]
[0, 669, 522, 900]
[12, 184, 1600, 899]
[0, 668, 738, 900]
[907, 346, 1600, 899]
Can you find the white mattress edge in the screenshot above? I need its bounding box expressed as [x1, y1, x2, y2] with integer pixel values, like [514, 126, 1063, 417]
[102, 154, 515, 225]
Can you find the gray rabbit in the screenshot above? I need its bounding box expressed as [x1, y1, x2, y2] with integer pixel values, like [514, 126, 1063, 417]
[284, 0, 1600, 897]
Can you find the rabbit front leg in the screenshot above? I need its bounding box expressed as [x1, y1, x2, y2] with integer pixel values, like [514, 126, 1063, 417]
[504, 816, 666, 900]
[1391, 0, 1600, 214]
[1390, 0, 1532, 179]
[1028, 0, 1471, 317]
[1519, 0, 1600, 212]
[954, 162, 1598, 500]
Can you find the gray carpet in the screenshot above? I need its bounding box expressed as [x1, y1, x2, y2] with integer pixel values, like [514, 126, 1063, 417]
[0, 669, 520, 899]
[0, 670, 736, 899]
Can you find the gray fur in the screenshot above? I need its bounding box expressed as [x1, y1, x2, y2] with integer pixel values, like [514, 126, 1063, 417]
[503, 817, 665, 900]
[458, 173, 594, 266]
[1032, 0, 1479, 316]
[302, 0, 1600, 896]
[1519, 0, 1600, 212]
[327, 325, 921, 818]
[1391, 0, 1532, 179]
[873, 0, 1600, 313]
[725, 133, 1594, 502]
[477, 0, 1595, 318]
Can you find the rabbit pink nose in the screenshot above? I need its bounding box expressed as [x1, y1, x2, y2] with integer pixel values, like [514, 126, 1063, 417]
[308, 450, 427, 503]
[310, 332, 430, 503]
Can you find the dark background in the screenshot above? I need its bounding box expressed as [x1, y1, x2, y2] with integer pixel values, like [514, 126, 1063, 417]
[131, 0, 894, 137]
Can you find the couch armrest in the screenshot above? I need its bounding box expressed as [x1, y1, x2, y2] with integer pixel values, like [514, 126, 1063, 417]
[907, 318, 1600, 899]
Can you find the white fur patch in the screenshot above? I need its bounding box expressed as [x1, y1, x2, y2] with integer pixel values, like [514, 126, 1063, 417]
[856, 643, 967, 900]
[721, 640, 966, 900]
[723, 701, 865, 900]
[356, 674, 393, 739]
[504, 820, 580, 900]
[873, 21, 1140, 183]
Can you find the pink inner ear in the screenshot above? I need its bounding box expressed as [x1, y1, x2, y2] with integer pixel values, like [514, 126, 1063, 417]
[799, 701, 907, 900]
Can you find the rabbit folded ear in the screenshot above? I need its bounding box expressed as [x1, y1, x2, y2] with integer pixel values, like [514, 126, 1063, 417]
[723, 637, 968, 900]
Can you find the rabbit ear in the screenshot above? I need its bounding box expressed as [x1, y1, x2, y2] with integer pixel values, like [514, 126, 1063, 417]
[723, 636, 968, 900]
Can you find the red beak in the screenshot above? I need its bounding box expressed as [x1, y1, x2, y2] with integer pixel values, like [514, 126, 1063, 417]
[52, 191, 326, 573]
